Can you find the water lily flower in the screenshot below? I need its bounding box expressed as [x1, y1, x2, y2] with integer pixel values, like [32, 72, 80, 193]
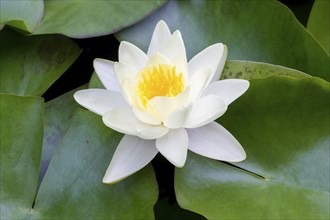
[74, 20, 249, 184]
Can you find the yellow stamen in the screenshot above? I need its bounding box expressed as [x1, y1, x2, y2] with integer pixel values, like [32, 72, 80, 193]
[137, 64, 184, 108]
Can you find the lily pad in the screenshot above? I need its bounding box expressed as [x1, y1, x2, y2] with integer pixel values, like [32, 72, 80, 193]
[39, 85, 87, 184]
[33, 0, 166, 38]
[89, 72, 105, 89]
[222, 61, 310, 80]
[0, 0, 43, 32]
[175, 77, 330, 219]
[0, 28, 81, 96]
[33, 109, 158, 219]
[2, 108, 158, 218]
[0, 94, 44, 219]
[117, 0, 329, 81]
[307, 0, 330, 54]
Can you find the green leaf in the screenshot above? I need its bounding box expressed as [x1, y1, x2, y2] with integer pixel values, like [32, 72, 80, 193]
[175, 77, 330, 219]
[33, 0, 166, 38]
[307, 0, 330, 55]
[0, 94, 44, 219]
[33, 109, 158, 219]
[222, 61, 310, 80]
[117, 0, 329, 81]
[40, 85, 87, 184]
[88, 72, 105, 89]
[0, 28, 81, 96]
[0, 0, 43, 32]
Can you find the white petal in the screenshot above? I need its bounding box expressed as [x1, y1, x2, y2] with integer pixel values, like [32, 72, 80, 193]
[188, 68, 211, 102]
[147, 87, 191, 121]
[103, 135, 158, 184]
[187, 122, 246, 162]
[132, 108, 161, 125]
[74, 89, 129, 116]
[147, 20, 171, 57]
[93, 59, 121, 92]
[102, 108, 138, 135]
[146, 52, 172, 67]
[203, 79, 250, 105]
[114, 62, 137, 85]
[188, 43, 227, 83]
[103, 108, 168, 139]
[136, 126, 169, 140]
[185, 95, 227, 128]
[119, 41, 148, 71]
[162, 30, 188, 78]
[156, 128, 188, 167]
[164, 104, 192, 129]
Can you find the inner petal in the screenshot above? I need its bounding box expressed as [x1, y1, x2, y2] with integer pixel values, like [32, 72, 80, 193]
[136, 64, 185, 108]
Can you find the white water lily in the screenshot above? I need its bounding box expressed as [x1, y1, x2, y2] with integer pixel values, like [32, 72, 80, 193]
[74, 20, 249, 184]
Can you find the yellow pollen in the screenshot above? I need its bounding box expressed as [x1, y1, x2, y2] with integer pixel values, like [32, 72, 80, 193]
[137, 64, 184, 108]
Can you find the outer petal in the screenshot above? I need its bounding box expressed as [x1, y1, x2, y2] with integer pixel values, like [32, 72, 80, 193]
[147, 20, 171, 57]
[103, 135, 158, 184]
[156, 128, 188, 167]
[102, 108, 168, 139]
[119, 41, 148, 71]
[188, 68, 211, 102]
[74, 89, 129, 116]
[184, 95, 227, 128]
[187, 122, 246, 162]
[188, 43, 227, 83]
[203, 79, 250, 105]
[93, 58, 121, 92]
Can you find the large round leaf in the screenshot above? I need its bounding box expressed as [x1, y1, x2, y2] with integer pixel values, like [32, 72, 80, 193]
[0, 28, 81, 96]
[117, 0, 329, 81]
[175, 77, 329, 219]
[0, 94, 44, 219]
[222, 61, 309, 80]
[307, 0, 330, 54]
[33, 109, 158, 219]
[0, 0, 43, 32]
[39, 85, 87, 184]
[33, 0, 166, 38]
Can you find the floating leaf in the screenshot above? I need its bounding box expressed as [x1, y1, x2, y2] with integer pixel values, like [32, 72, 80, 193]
[0, 0, 43, 32]
[1, 108, 158, 218]
[222, 61, 310, 80]
[0, 28, 81, 96]
[34, 109, 158, 219]
[307, 0, 330, 54]
[39, 86, 87, 184]
[0, 94, 44, 219]
[33, 0, 166, 38]
[175, 77, 330, 219]
[117, 0, 329, 81]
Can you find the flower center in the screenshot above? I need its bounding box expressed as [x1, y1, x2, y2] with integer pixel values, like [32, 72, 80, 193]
[137, 64, 184, 108]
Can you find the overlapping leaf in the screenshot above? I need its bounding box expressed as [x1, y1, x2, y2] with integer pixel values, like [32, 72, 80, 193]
[117, 0, 329, 81]
[39, 86, 87, 184]
[33, 0, 166, 38]
[0, 0, 44, 32]
[0, 28, 81, 96]
[34, 109, 158, 219]
[0, 94, 44, 219]
[307, 0, 330, 54]
[175, 77, 330, 219]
